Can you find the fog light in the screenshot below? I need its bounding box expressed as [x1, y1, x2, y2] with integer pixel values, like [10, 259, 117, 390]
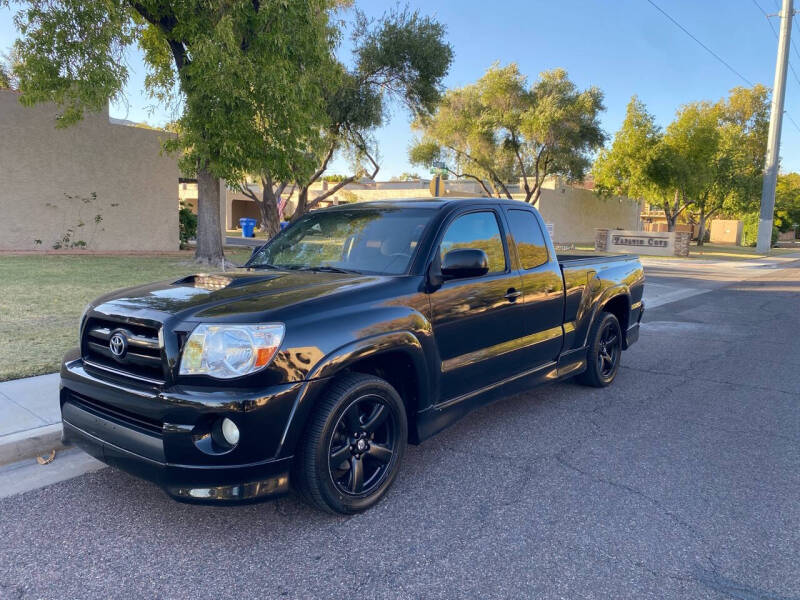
[221, 417, 240, 446]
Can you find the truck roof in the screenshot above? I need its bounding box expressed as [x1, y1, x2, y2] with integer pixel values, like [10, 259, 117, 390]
[324, 197, 530, 211]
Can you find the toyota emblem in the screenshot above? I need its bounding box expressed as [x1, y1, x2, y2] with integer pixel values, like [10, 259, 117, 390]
[109, 331, 128, 359]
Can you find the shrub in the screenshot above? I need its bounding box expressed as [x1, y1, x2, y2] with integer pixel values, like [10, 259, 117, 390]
[741, 213, 778, 247]
[179, 202, 197, 248]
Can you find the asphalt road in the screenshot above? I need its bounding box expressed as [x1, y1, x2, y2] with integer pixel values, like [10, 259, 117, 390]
[1, 263, 799, 599]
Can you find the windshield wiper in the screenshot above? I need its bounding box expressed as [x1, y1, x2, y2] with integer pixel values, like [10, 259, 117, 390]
[248, 263, 283, 270]
[300, 265, 359, 274]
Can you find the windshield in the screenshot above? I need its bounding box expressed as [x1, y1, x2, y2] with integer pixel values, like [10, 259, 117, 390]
[247, 207, 434, 275]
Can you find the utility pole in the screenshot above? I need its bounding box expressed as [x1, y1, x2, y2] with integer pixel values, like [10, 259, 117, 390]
[757, 0, 794, 253]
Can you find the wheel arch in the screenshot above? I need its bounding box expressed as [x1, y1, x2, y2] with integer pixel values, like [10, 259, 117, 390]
[275, 332, 430, 457]
[600, 292, 631, 346]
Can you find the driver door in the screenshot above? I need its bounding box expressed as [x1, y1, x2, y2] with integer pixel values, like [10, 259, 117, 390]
[428, 208, 526, 402]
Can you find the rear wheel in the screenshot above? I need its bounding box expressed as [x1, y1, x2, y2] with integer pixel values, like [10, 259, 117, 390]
[293, 372, 407, 514]
[577, 312, 622, 387]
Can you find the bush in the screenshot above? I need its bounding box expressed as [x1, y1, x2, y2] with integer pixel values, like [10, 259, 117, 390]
[741, 213, 778, 247]
[179, 202, 197, 248]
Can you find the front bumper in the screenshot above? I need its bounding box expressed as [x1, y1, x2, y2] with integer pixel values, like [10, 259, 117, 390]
[60, 356, 310, 503]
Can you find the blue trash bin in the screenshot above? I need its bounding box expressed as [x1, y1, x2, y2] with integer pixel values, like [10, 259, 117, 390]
[239, 218, 256, 238]
[280, 221, 290, 230]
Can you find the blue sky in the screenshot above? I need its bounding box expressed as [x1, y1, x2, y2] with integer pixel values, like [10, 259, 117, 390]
[2, 0, 798, 178]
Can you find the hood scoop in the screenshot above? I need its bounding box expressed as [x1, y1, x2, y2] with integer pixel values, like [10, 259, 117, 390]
[173, 273, 283, 291]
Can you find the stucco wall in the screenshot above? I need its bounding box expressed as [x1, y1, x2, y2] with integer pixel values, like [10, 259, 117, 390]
[534, 188, 641, 244]
[709, 219, 743, 245]
[0, 90, 179, 251]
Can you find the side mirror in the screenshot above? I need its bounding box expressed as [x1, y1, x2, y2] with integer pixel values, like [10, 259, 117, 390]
[441, 248, 489, 280]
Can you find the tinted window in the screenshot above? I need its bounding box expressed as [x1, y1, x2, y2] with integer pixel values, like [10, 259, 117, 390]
[508, 209, 549, 269]
[440, 211, 506, 274]
[248, 208, 432, 275]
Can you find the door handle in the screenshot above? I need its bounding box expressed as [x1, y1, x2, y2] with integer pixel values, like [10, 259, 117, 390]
[504, 288, 522, 302]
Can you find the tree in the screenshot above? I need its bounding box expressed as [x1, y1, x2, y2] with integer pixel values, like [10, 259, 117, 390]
[409, 64, 606, 203]
[717, 87, 770, 213]
[596, 88, 769, 237]
[775, 172, 800, 232]
[6, 0, 336, 264]
[280, 8, 452, 224]
[689, 86, 769, 244]
[594, 96, 689, 230]
[662, 101, 720, 242]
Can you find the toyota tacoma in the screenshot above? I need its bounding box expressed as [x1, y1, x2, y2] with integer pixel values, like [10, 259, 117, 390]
[61, 198, 644, 514]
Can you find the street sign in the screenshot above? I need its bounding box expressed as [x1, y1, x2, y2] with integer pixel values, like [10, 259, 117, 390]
[430, 161, 447, 176]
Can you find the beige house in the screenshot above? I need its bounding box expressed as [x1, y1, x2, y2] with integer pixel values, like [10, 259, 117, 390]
[0, 90, 179, 251]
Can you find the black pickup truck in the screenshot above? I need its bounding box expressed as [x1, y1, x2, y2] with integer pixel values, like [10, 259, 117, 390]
[61, 198, 644, 513]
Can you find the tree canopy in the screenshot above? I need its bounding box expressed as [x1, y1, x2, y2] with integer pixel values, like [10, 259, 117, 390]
[6, 0, 338, 262]
[409, 64, 606, 203]
[775, 172, 800, 232]
[284, 8, 453, 222]
[594, 86, 769, 237]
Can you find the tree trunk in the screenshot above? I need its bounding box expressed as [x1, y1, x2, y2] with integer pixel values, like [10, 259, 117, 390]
[257, 193, 281, 238]
[291, 187, 309, 222]
[195, 166, 225, 265]
[696, 206, 707, 247]
[664, 189, 680, 232]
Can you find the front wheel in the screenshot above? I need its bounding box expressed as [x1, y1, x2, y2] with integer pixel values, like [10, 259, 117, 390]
[293, 372, 407, 514]
[577, 312, 622, 388]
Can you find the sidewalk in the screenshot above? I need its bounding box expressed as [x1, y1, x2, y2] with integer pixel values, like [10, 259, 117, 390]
[0, 373, 63, 464]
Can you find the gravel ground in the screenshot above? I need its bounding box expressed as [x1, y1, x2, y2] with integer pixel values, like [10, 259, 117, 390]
[0, 264, 798, 599]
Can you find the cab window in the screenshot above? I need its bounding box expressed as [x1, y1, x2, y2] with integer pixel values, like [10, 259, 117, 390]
[507, 209, 549, 269]
[439, 211, 507, 274]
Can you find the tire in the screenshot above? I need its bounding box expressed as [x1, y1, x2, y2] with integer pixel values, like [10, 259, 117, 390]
[293, 372, 408, 514]
[577, 311, 622, 388]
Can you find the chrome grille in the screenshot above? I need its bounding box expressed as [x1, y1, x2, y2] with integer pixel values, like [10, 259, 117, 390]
[83, 317, 165, 384]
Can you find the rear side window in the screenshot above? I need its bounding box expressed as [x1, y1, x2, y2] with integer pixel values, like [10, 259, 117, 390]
[507, 209, 549, 269]
[439, 211, 507, 274]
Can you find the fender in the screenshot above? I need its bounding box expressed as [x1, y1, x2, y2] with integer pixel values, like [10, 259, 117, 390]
[581, 284, 631, 348]
[273, 331, 430, 458]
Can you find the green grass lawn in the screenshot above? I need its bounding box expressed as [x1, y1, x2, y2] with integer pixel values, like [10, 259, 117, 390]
[0, 250, 251, 382]
[688, 243, 800, 260]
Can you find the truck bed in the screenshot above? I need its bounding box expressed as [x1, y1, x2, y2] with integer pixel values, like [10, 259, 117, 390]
[557, 253, 639, 267]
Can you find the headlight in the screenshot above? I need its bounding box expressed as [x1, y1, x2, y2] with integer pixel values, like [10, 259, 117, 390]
[179, 323, 285, 379]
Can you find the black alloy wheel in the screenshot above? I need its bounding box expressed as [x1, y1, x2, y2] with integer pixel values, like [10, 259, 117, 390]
[597, 318, 621, 379]
[328, 394, 398, 496]
[294, 372, 407, 514]
[577, 311, 622, 387]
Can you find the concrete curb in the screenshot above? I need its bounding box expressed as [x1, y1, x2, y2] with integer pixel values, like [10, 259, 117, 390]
[0, 424, 66, 466]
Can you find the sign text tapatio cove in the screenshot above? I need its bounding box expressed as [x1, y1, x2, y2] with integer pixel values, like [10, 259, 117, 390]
[610, 234, 670, 248]
[596, 229, 690, 257]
